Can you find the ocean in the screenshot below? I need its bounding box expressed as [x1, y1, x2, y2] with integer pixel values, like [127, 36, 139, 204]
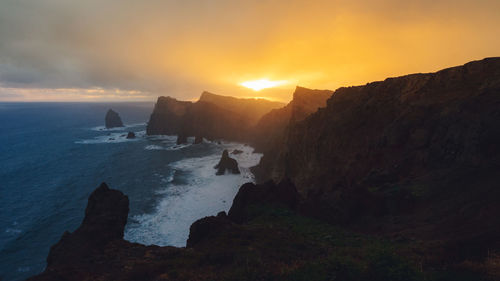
[0, 102, 261, 281]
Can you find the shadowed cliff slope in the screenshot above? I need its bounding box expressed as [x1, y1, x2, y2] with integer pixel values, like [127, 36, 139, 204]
[146, 92, 284, 141]
[260, 57, 500, 194]
[251, 86, 332, 153]
[30, 180, 498, 280]
[199, 91, 285, 125]
[255, 58, 500, 261]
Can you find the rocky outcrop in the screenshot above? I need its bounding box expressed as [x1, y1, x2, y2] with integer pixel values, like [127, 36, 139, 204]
[193, 135, 203, 144]
[38, 183, 129, 278]
[146, 96, 191, 135]
[251, 86, 332, 154]
[199, 91, 284, 125]
[261, 58, 500, 196]
[214, 149, 240, 175]
[105, 109, 124, 128]
[186, 211, 232, 247]
[231, 149, 243, 155]
[176, 133, 188, 145]
[255, 58, 500, 253]
[228, 179, 301, 223]
[126, 132, 135, 139]
[29, 179, 500, 280]
[146, 92, 284, 141]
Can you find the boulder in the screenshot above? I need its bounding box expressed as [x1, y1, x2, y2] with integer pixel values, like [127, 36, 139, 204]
[176, 134, 188, 145]
[194, 135, 203, 144]
[105, 109, 124, 128]
[231, 149, 243, 155]
[126, 132, 135, 139]
[214, 149, 240, 175]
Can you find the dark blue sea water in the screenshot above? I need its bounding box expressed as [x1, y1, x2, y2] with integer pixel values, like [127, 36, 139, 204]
[0, 102, 261, 281]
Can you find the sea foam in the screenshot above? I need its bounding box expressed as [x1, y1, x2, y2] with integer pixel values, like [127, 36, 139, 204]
[75, 130, 146, 144]
[124, 142, 262, 247]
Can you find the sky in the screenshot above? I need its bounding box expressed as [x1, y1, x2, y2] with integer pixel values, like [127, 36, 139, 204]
[0, 0, 499, 102]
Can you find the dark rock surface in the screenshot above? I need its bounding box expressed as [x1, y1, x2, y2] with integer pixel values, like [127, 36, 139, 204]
[176, 133, 188, 145]
[105, 109, 124, 128]
[126, 132, 135, 139]
[198, 91, 285, 125]
[193, 135, 203, 144]
[34, 183, 129, 279]
[214, 149, 240, 175]
[187, 211, 232, 247]
[260, 57, 500, 195]
[255, 57, 500, 256]
[231, 149, 243, 155]
[146, 93, 284, 141]
[251, 86, 332, 159]
[228, 179, 301, 223]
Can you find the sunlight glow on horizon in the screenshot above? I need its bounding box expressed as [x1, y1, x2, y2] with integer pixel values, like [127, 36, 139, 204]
[240, 79, 289, 91]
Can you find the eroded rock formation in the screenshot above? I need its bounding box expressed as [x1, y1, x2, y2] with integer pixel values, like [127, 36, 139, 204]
[105, 109, 124, 128]
[214, 149, 240, 175]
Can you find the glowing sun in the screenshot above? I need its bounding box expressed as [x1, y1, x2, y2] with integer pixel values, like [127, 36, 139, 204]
[240, 79, 288, 91]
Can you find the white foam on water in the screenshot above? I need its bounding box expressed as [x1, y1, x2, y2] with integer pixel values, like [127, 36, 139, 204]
[5, 228, 22, 234]
[143, 136, 197, 150]
[144, 144, 165, 150]
[90, 122, 146, 132]
[76, 131, 146, 144]
[124, 143, 262, 247]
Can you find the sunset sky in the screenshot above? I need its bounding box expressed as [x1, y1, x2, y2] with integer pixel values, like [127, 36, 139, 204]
[0, 0, 499, 102]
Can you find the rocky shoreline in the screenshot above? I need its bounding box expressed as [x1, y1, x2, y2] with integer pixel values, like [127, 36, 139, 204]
[30, 58, 500, 280]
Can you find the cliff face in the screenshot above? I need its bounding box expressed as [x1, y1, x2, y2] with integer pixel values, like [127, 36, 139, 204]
[30, 180, 500, 280]
[146, 96, 191, 135]
[261, 58, 500, 195]
[146, 92, 284, 140]
[199, 91, 285, 125]
[251, 86, 332, 153]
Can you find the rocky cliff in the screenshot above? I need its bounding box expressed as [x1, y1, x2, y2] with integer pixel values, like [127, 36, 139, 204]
[30, 58, 500, 280]
[256, 58, 500, 253]
[146, 92, 284, 141]
[251, 86, 332, 153]
[260, 58, 500, 193]
[30, 179, 499, 280]
[199, 91, 285, 125]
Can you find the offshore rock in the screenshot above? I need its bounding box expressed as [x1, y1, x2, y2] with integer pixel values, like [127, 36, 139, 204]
[194, 135, 203, 144]
[214, 149, 240, 175]
[105, 109, 124, 128]
[176, 133, 188, 145]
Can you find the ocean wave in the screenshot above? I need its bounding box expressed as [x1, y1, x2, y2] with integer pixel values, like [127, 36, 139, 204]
[5, 228, 22, 234]
[144, 144, 165, 150]
[90, 122, 146, 132]
[76, 131, 145, 144]
[124, 143, 262, 247]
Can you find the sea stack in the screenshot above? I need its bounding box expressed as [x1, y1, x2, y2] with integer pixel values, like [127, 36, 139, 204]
[105, 109, 124, 128]
[126, 132, 135, 139]
[214, 149, 240, 175]
[193, 135, 203, 144]
[176, 134, 188, 145]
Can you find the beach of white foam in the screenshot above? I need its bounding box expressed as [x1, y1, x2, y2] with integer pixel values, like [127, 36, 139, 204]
[124, 142, 262, 247]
